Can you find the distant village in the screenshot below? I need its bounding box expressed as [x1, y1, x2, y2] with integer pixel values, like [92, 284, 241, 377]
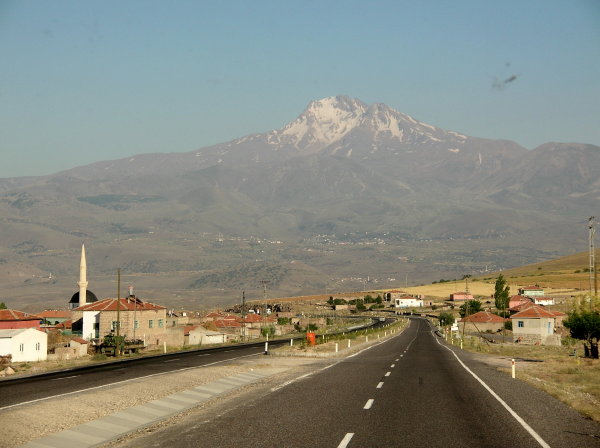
[0, 245, 571, 375]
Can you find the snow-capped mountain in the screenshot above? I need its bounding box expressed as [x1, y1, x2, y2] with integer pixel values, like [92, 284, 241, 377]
[268, 95, 466, 151]
[1, 95, 598, 310]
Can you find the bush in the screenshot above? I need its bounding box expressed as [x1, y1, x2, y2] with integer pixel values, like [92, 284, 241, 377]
[438, 312, 455, 326]
[261, 326, 275, 337]
[277, 317, 291, 325]
[504, 321, 512, 331]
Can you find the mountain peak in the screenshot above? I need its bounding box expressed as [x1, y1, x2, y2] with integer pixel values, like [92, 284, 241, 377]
[270, 96, 462, 151]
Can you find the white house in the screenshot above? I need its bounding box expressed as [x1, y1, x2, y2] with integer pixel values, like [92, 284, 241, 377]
[189, 327, 229, 345]
[533, 297, 555, 306]
[518, 286, 545, 297]
[394, 295, 424, 308]
[0, 328, 48, 362]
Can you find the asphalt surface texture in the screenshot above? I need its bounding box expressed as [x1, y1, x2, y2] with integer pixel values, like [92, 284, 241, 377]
[108, 317, 600, 448]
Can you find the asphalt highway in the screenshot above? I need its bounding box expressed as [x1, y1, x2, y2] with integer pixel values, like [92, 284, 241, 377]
[122, 317, 600, 448]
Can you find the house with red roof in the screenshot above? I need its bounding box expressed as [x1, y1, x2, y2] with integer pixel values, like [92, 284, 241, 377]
[37, 310, 71, 326]
[71, 296, 167, 347]
[449, 291, 473, 302]
[394, 295, 424, 308]
[511, 304, 561, 345]
[508, 295, 532, 310]
[458, 311, 506, 334]
[0, 309, 41, 330]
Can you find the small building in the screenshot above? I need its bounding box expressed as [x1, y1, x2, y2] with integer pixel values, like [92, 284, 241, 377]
[0, 328, 48, 362]
[533, 297, 555, 306]
[71, 296, 167, 347]
[511, 304, 560, 346]
[51, 337, 89, 360]
[458, 311, 506, 334]
[518, 286, 545, 297]
[188, 327, 229, 345]
[394, 295, 424, 308]
[508, 295, 532, 310]
[0, 309, 41, 330]
[449, 292, 473, 302]
[37, 310, 71, 326]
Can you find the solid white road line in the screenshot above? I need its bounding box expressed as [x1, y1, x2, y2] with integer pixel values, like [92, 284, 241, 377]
[376, 381, 384, 389]
[197, 353, 210, 356]
[363, 399, 374, 409]
[433, 331, 551, 448]
[337, 433, 354, 448]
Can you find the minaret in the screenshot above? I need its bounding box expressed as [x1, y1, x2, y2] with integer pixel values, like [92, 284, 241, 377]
[77, 243, 88, 307]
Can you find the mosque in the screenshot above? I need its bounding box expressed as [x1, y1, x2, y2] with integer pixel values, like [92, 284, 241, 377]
[68, 244, 98, 309]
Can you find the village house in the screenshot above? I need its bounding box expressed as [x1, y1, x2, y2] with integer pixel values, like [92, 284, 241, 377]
[508, 295, 532, 310]
[37, 310, 71, 326]
[532, 297, 555, 306]
[0, 328, 48, 362]
[394, 295, 424, 308]
[511, 304, 561, 346]
[51, 337, 89, 360]
[458, 311, 506, 334]
[71, 296, 167, 347]
[518, 286, 545, 297]
[449, 291, 473, 302]
[0, 309, 41, 330]
[187, 326, 230, 345]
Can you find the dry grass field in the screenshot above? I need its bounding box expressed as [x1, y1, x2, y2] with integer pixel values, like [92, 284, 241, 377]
[456, 339, 600, 423]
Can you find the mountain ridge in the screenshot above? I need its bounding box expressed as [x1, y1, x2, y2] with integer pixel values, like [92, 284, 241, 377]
[0, 96, 597, 310]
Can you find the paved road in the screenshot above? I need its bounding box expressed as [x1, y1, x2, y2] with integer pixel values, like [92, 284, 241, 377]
[119, 317, 600, 448]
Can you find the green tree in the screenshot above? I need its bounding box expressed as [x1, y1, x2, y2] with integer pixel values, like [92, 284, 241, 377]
[261, 326, 276, 338]
[564, 309, 600, 358]
[459, 300, 482, 318]
[356, 299, 366, 311]
[494, 274, 510, 311]
[438, 312, 455, 326]
[0, 302, 7, 309]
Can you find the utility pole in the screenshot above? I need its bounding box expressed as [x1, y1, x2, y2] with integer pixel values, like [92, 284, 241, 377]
[260, 280, 270, 336]
[590, 217, 597, 309]
[241, 290, 246, 342]
[116, 268, 121, 358]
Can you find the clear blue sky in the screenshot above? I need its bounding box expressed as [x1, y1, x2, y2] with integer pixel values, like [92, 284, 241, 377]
[1, 0, 599, 178]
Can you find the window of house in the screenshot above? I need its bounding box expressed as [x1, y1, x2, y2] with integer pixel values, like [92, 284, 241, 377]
[158, 319, 164, 328]
[149, 319, 153, 328]
[172, 320, 176, 327]
[36, 342, 40, 351]
[518, 321, 524, 328]
[19, 343, 24, 352]
[134, 320, 139, 329]
[111, 321, 120, 331]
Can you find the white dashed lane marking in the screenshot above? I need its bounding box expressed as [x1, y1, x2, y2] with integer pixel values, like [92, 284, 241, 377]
[337, 433, 354, 448]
